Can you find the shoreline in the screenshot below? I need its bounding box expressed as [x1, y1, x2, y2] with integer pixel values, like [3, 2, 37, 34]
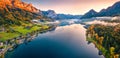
[0, 24, 57, 58]
[86, 37, 106, 58]
[86, 34, 119, 58]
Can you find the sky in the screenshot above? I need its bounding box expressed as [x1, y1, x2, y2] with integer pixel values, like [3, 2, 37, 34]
[22, 0, 119, 15]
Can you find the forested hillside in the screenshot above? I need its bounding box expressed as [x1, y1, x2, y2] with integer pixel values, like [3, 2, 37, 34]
[87, 24, 120, 58]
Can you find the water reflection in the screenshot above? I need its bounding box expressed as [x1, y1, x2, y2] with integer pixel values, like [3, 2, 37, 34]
[5, 24, 104, 58]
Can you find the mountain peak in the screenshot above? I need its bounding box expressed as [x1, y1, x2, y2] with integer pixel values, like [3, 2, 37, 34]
[89, 9, 96, 12]
[81, 9, 97, 19]
[81, 1, 120, 19]
[113, 1, 120, 6]
[0, 0, 42, 26]
[42, 10, 57, 19]
[0, 0, 39, 13]
[88, 9, 97, 15]
[112, 1, 120, 8]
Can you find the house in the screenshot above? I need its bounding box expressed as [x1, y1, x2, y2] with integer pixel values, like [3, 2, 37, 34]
[0, 42, 3, 46]
[0, 27, 5, 32]
[32, 19, 40, 24]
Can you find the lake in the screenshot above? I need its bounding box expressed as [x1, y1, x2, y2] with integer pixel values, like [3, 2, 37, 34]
[5, 20, 104, 58]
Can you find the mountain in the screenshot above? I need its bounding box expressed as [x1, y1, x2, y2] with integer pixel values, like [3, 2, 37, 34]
[0, 0, 39, 13]
[41, 10, 82, 19]
[81, 9, 97, 19]
[56, 14, 82, 19]
[96, 1, 120, 16]
[81, 1, 120, 19]
[41, 10, 57, 19]
[0, 0, 41, 26]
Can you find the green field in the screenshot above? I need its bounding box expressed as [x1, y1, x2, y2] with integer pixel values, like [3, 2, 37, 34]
[0, 24, 50, 42]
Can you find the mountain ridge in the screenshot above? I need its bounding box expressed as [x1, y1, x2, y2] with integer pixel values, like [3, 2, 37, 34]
[42, 10, 82, 19]
[0, 0, 39, 13]
[81, 1, 120, 19]
[0, 0, 42, 26]
[81, 9, 97, 19]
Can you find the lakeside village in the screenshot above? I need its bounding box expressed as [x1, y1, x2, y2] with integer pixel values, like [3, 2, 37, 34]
[0, 19, 58, 57]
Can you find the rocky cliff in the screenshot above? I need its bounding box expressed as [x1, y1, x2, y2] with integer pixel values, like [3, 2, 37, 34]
[0, 0, 41, 26]
[0, 0, 39, 13]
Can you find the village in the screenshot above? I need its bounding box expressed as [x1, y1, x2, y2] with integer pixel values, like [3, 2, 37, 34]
[0, 19, 58, 58]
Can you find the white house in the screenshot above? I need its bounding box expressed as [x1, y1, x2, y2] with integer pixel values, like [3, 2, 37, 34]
[0, 42, 3, 46]
[32, 19, 40, 24]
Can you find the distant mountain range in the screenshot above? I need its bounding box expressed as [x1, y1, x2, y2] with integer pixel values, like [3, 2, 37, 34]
[56, 14, 82, 19]
[81, 1, 120, 19]
[41, 10, 82, 20]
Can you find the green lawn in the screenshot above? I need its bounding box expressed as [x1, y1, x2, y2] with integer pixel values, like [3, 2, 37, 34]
[0, 32, 20, 42]
[0, 24, 50, 42]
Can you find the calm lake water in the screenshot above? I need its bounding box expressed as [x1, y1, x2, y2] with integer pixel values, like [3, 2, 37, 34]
[5, 20, 104, 58]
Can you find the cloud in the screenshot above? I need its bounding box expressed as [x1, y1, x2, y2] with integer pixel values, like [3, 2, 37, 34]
[85, 20, 119, 26]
